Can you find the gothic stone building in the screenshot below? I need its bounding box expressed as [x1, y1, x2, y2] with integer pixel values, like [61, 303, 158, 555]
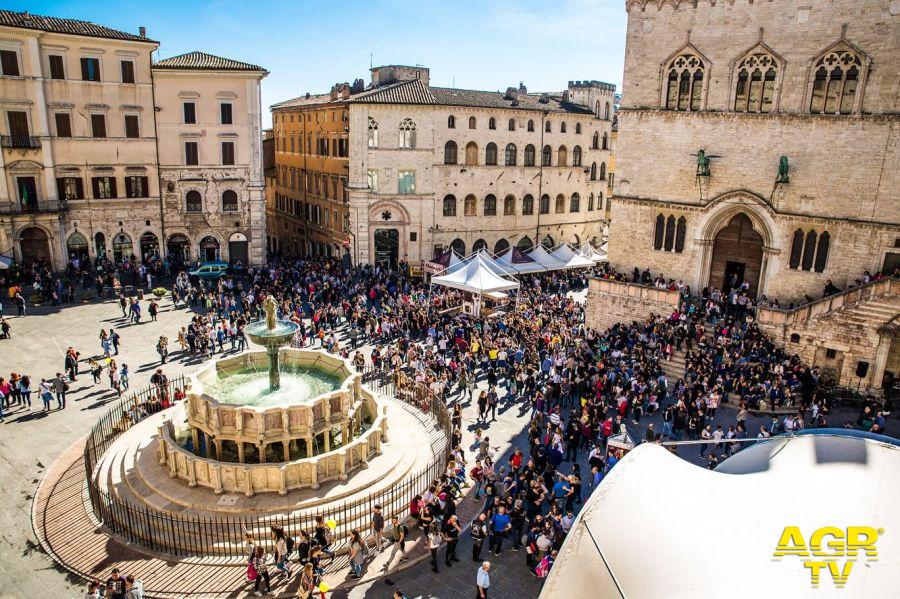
[594, 0, 900, 393]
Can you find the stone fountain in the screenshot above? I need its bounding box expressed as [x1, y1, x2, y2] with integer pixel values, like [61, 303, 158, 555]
[242, 295, 299, 391]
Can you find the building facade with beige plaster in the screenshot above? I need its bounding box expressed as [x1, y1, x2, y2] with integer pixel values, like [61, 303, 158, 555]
[0, 10, 267, 270]
[269, 66, 615, 266]
[610, 0, 899, 302]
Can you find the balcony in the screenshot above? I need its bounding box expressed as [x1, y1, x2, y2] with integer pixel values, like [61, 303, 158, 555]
[1, 135, 42, 149]
[0, 199, 68, 214]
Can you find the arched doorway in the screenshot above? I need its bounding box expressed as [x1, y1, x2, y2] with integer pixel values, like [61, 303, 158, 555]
[229, 232, 249, 266]
[473, 239, 487, 253]
[19, 227, 51, 266]
[494, 238, 510, 255]
[541, 235, 555, 249]
[66, 232, 89, 265]
[374, 229, 399, 269]
[517, 236, 533, 251]
[139, 232, 159, 261]
[112, 232, 133, 263]
[708, 213, 764, 294]
[94, 232, 107, 260]
[199, 236, 221, 262]
[449, 238, 466, 256]
[167, 234, 190, 265]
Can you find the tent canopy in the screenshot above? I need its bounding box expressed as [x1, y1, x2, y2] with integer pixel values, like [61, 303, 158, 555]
[496, 247, 546, 274]
[527, 244, 567, 271]
[539, 431, 900, 599]
[431, 253, 520, 294]
[550, 244, 596, 269]
[577, 241, 607, 263]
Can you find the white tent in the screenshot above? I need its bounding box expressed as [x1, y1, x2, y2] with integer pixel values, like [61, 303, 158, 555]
[425, 249, 463, 275]
[496, 247, 546, 274]
[577, 241, 607, 263]
[549, 244, 597, 269]
[431, 253, 520, 294]
[527, 244, 567, 271]
[470, 249, 520, 278]
[540, 431, 900, 599]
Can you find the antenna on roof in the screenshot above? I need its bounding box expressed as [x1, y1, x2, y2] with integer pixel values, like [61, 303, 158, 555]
[369, 53, 373, 69]
[452, 76, 456, 88]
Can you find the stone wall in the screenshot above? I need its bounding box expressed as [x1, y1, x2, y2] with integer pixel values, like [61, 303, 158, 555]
[585, 277, 680, 332]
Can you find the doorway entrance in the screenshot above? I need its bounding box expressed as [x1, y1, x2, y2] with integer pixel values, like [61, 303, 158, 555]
[16, 177, 37, 211]
[374, 229, 399, 269]
[19, 227, 51, 266]
[229, 232, 249, 266]
[708, 213, 763, 295]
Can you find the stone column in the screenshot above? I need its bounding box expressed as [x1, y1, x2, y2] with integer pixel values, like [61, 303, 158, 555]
[870, 328, 895, 394]
[237, 441, 245, 464]
[341, 423, 350, 447]
[191, 428, 200, 454]
[695, 238, 714, 294]
[310, 459, 319, 490]
[259, 443, 267, 463]
[323, 431, 330, 453]
[214, 439, 222, 461]
[305, 435, 314, 458]
[282, 440, 290, 462]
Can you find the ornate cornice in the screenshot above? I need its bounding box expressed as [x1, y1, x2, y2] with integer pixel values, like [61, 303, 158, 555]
[618, 107, 899, 123]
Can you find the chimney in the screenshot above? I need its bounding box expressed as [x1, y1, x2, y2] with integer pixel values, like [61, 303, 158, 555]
[139, 26, 146, 38]
[539, 93, 550, 104]
[351, 78, 364, 93]
[518, 81, 527, 94]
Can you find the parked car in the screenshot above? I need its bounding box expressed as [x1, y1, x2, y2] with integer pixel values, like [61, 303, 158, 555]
[188, 262, 229, 281]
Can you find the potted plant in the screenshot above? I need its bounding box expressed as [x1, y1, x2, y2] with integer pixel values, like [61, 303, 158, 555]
[152, 287, 168, 299]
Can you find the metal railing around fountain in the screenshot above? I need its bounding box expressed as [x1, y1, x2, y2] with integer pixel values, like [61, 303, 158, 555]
[81, 368, 452, 559]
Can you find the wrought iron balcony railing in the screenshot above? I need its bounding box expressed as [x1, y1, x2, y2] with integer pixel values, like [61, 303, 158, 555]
[0, 135, 41, 149]
[0, 199, 68, 214]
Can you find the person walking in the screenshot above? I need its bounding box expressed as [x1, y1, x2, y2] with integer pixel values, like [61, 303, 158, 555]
[488, 505, 511, 555]
[426, 522, 442, 573]
[370, 504, 385, 551]
[148, 299, 158, 322]
[250, 545, 271, 596]
[52, 372, 67, 409]
[64, 347, 79, 382]
[471, 512, 488, 561]
[476, 561, 491, 599]
[348, 528, 366, 578]
[386, 515, 409, 561]
[39, 378, 53, 411]
[110, 328, 121, 355]
[443, 514, 462, 566]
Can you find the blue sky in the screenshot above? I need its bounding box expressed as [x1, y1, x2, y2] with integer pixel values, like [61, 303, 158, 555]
[12, 0, 627, 127]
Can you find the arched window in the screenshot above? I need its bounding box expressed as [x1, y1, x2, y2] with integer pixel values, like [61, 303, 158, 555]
[485, 143, 498, 166]
[734, 51, 779, 113]
[465, 142, 479, 166]
[443, 194, 457, 217]
[605, 102, 611, 119]
[522, 194, 534, 215]
[572, 146, 582, 167]
[186, 190, 202, 212]
[664, 215, 676, 251]
[527, 119, 534, 132]
[508, 118, 516, 131]
[814, 231, 830, 273]
[398, 118, 416, 148]
[560, 122, 567, 133]
[789, 229, 804, 269]
[448, 115, 456, 129]
[367, 117, 378, 148]
[557, 146, 568, 166]
[599, 162, 606, 180]
[473, 239, 487, 253]
[545, 121, 551, 133]
[590, 162, 597, 180]
[654, 214, 665, 250]
[464, 194, 477, 216]
[809, 47, 862, 114]
[488, 117, 496, 130]
[602, 132, 608, 150]
[555, 194, 565, 213]
[588, 193, 595, 211]
[539, 194, 550, 214]
[505, 143, 517, 166]
[666, 51, 705, 111]
[597, 192, 603, 211]
[675, 216, 687, 252]
[542, 235, 555, 249]
[468, 116, 477, 129]
[801, 230, 817, 271]
[222, 190, 238, 212]
[504, 195, 515, 216]
[595, 100, 601, 118]
[444, 140, 458, 164]
[517, 236, 533, 251]
[494, 238, 510, 255]
[570, 193, 580, 212]
[575, 123, 582, 134]
[542, 145, 552, 166]
[592, 132, 599, 149]
[450, 238, 466, 255]
[524, 144, 536, 167]
[484, 194, 497, 216]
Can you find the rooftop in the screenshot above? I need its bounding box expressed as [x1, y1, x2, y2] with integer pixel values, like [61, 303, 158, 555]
[0, 9, 155, 43]
[154, 51, 265, 73]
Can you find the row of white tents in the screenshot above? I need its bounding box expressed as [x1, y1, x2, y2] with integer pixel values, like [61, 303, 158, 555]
[428, 241, 607, 296]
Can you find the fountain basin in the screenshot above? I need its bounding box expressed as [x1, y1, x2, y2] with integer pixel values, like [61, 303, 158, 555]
[244, 319, 301, 347]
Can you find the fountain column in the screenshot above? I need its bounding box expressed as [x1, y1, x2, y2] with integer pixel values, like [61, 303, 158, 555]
[267, 346, 281, 391]
[259, 443, 266, 463]
[237, 442, 245, 464]
[282, 441, 290, 462]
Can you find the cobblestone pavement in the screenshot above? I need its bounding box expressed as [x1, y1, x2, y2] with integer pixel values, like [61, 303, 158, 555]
[1, 291, 891, 599]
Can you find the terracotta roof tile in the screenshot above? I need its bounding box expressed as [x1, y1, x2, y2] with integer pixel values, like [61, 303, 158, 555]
[0, 9, 154, 42]
[154, 51, 264, 72]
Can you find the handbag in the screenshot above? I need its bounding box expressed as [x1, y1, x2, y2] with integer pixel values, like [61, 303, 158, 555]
[246, 562, 258, 581]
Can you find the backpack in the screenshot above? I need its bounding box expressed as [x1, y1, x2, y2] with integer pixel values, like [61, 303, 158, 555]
[285, 535, 295, 555]
[535, 556, 554, 578]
